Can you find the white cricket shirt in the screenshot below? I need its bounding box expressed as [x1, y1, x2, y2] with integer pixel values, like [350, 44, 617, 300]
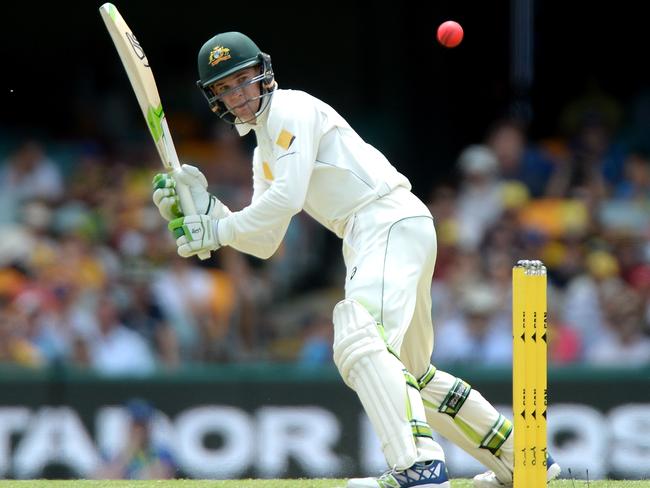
[217, 89, 411, 259]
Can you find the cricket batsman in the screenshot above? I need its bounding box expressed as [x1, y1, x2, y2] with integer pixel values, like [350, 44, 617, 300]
[152, 32, 560, 487]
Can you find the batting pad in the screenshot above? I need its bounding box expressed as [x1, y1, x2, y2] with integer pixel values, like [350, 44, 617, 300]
[333, 299, 443, 470]
[419, 365, 514, 483]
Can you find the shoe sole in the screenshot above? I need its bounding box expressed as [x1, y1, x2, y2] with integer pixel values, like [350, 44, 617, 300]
[347, 481, 450, 488]
[547, 462, 561, 481]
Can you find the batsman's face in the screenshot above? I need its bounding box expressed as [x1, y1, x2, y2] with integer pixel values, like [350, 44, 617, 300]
[210, 67, 262, 123]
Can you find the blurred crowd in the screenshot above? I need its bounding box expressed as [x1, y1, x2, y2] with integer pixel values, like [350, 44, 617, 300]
[1, 87, 650, 375]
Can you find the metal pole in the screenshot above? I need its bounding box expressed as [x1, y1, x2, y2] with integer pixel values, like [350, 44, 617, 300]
[511, 0, 535, 122]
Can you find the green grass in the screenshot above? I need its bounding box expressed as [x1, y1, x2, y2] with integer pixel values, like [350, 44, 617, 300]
[0, 481, 648, 488]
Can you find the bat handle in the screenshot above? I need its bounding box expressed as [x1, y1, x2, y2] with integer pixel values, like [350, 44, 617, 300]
[175, 182, 211, 261]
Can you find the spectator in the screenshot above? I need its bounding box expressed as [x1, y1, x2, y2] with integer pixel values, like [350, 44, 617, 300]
[548, 109, 627, 199]
[561, 250, 621, 355]
[298, 314, 334, 366]
[120, 277, 180, 369]
[455, 145, 504, 250]
[587, 284, 650, 365]
[613, 147, 650, 200]
[432, 283, 511, 365]
[87, 296, 157, 376]
[94, 398, 176, 479]
[0, 140, 64, 224]
[150, 259, 214, 360]
[486, 118, 558, 197]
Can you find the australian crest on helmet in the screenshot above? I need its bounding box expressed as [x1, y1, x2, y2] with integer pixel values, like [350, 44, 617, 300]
[208, 46, 231, 66]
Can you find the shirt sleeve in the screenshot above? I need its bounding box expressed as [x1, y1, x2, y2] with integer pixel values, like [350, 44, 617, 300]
[217, 99, 319, 250]
[224, 146, 292, 259]
[251, 146, 270, 202]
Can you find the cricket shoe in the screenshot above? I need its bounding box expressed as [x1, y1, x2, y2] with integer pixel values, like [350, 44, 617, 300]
[472, 454, 561, 487]
[347, 459, 450, 488]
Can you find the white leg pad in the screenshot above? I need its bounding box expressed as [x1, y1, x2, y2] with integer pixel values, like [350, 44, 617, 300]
[419, 366, 514, 483]
[333, 299, 443, 470]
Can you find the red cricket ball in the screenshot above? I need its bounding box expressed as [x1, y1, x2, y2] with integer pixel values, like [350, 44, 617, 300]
[437, 20, 464, 48]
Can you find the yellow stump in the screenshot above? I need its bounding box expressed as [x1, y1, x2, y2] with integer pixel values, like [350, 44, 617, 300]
[512, 265, 527, 486]
[534, 267, 548, 485]
[513, 260, 547, 488]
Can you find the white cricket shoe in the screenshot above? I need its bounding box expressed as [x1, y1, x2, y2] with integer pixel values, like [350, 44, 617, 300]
[348, 459, 450, 488]
[472, 455, 561, 487]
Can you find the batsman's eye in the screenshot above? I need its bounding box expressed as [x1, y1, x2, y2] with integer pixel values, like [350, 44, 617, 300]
[212, 85, 227, 95]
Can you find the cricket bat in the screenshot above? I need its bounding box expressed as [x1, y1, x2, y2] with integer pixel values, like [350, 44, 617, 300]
[99, 3, 210, 260]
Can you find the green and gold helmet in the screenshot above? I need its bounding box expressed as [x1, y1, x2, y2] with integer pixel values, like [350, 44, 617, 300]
[196, 32, 275, 123]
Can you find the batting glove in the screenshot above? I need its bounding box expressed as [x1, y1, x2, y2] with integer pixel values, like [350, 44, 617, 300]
[152, 164, 229, 221]
[168, 214, 221, 258]
[152, 172, 182, 221]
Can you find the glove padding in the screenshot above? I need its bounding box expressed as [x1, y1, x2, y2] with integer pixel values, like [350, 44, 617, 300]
[168, 214, 221, 258]
[152, 173, 182, 221]
[152, 164, 228, 221]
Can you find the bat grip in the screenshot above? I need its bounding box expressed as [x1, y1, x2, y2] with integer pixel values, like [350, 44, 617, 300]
[175, 182, 211, 261]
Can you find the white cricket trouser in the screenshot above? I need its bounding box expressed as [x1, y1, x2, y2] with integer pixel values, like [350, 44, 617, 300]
[341, 187, 514, 479]
[343, 186, 436, 376]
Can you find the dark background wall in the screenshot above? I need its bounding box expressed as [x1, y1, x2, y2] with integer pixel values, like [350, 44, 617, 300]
[1, 0, 648, 194]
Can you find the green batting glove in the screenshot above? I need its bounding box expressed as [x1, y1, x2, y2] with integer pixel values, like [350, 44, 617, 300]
[152, 172, 183, 221]
[168, 214, 221, 258]
[153, 165, 230, 221]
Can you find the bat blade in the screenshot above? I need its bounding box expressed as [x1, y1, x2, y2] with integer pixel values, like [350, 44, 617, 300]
[99, 3, 210, 260]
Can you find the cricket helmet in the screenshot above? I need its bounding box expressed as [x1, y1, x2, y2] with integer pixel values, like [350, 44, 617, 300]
[196, 32, 275, 123]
